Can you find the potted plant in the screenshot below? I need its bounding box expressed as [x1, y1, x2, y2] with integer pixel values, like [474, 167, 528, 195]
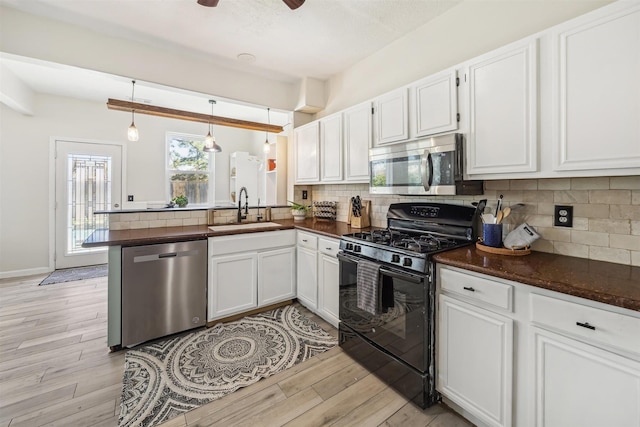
[288, 201, 309, 221]
[172, 195, 189, 208]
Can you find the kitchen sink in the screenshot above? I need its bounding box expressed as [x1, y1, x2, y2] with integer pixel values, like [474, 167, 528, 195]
[208, 222, 282, 232]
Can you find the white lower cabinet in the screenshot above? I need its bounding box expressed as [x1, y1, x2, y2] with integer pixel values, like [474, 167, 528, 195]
[438, 293, 513, 427]
[296, 231, 318, 310]
[317, 237, 340, 327]
[532, 327, 640, 427]
[208, 230, 296, 321]
[295, 231, 340, 327]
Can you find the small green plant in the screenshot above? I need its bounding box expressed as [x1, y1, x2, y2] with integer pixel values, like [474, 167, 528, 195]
[172, 195, 188, 207]
[288, 200, 310, 212]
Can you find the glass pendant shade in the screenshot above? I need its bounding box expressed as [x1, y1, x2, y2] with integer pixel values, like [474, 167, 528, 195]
[128, 121, 139, 141]
[263, 135, 270, 153]
[203, 99, 222, 153]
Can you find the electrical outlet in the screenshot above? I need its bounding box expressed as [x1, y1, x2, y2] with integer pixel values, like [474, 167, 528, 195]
[302, 190, 308, 200]
[554, 205, 573, 227]
[127, 195, 134, 202]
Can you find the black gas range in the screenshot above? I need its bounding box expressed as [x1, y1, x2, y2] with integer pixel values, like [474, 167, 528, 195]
[337, 202, 479, 408]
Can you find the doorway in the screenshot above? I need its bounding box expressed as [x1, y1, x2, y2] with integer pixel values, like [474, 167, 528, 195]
[54, 140, 123, 269]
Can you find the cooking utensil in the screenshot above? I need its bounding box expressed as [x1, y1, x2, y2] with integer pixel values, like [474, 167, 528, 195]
[482, 213, 495, 224]
[496, 210, 504, 224]
[501, 207, 511, 222]
[351, 196, 361, 217]
[495, 194, 503, 217]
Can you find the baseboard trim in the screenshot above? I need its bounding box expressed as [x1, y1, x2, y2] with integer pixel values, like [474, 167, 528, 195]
[0, 267, 52, 280]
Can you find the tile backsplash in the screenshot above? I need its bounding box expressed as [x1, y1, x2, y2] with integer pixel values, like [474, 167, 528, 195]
[304, 176, 640, 266]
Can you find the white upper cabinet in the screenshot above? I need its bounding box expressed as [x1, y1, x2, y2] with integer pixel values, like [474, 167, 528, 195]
[319, 113, 343, 182]
[551, 2, 640, 172]
[374, 88, 409, 146]
[343, 102, 372, 182]
[411, 69, 459, 138]
[293, 121, 320, 183]
[466, 38, 538, 176]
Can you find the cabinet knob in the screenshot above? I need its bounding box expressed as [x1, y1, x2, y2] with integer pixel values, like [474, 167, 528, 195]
[463, 286, 475, 292]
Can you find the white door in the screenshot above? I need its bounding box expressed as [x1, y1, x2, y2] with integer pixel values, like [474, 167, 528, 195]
[55, 140, 122, 269]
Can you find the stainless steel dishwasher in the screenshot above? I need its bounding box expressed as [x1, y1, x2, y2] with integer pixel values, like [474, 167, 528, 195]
[121, 240, 207, 347]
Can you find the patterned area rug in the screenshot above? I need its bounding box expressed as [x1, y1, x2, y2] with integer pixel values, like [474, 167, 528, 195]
[39, 264, 108, 285]
[118, 305, 337, 427]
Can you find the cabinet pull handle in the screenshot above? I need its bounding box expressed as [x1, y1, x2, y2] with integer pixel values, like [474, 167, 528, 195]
[463, 286, 475, 292]
[326, 247, 332, 250]
[576, 321, 596, 331]
[302, 239, 308, 242]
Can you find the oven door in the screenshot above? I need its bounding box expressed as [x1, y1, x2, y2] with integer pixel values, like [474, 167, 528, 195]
[338, 252, 429, 372]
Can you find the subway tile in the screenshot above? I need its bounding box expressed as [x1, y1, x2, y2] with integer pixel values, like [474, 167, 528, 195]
[531, 239, 554, 253]
[538, 178, 571, 190]
[609, 234, 640, 251]
[510, 179, 538, 190]
[166, 219, 183, 227]
[140, 212, 158, 221]
[523, 214, 553, 228]
[110, 214, 123, 222]
[610, 204, 640, 221]
[632, 251, 640, 267]
[610, 176, 640, 190]
[148, 220, 167, 228]
[588, 219, 630, 234]
[589, 246, 630, 265]
[632, 221, 640, 236]
[484, 180, 510, 191]
[573, 203, 609, 219]
[536, 203, 553, 215]
[589, 190, 631, 205]
[571, 230, 609, 247]
[553, 242, 589, 258]
[537, 226, 571, 242]
[633, 190, 640, 205]
[572, 217, 589, 231]
[157, 212, 175, 220]
[570, 177, 609, 190]
[191, 211, 206, 219]
[110, 222, 129, 230]
[130, 221, 150, 229]
[120, 213, 140, 222]
[554, 190, 589, 204]
[523, 190, 553, 203]
[182, 218, 199, 226]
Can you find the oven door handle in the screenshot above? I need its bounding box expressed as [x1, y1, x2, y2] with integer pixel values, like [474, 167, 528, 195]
[379, 267, 425, 283]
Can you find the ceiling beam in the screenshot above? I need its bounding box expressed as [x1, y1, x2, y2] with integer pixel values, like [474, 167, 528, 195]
[107, 99, 284, 133]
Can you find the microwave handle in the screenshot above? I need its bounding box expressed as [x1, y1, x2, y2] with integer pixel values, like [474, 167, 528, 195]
[421, 151, 433, 191]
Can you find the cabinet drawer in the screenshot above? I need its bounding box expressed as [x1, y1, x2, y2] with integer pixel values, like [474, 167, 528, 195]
[297, 231, 318, 250]
[209, 230, 295, 256]
[531, 293, 640, 356]
[318, 237, 339, 257]
[439, 267, 513, 311]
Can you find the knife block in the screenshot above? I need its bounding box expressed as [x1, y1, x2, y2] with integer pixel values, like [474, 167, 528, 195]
[348, 199, 370, 229]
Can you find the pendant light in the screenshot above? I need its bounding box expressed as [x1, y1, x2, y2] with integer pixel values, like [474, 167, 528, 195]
[263, 107, 271, 154]
[203, 99, 222, 153]
[127, 80, 139, 141]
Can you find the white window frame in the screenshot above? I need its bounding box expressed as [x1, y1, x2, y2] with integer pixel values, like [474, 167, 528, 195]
[165, 132, 215, 205]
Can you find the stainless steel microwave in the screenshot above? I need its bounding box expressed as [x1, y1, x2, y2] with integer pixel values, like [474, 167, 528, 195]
[369, 134, 483, 196]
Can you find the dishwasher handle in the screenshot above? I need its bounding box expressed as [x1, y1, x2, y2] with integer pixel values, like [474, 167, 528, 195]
[133, 249, 201, 263]
[159, 252, 177, 258]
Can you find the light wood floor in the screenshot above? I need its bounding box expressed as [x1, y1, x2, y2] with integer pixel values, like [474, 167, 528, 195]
[0, 273, 473, 427]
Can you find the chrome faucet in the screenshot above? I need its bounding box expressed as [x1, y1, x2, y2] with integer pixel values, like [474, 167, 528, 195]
[237, 186, 249, 223]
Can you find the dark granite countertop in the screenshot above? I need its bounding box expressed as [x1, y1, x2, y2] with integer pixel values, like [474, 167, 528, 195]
[433, 246, 640, 312]
[82, 219, 374, 248]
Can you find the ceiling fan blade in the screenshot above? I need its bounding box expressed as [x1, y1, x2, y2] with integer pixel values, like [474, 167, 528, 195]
[282, 0, 305, 10]
[197, 0, 220, 6]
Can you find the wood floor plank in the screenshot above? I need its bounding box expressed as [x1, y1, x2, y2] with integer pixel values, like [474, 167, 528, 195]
[381, 401, 447, 427]
[237, 386, 324, 427]
[311, 357, 372, 400]
[277, 350, 355, 397]
[330, 386, 407, 426]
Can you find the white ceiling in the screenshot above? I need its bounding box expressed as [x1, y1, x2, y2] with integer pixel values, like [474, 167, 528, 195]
[0, 0, 460, 120]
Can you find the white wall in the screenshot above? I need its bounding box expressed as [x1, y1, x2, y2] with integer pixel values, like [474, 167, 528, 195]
[0, 93, 260, 277]
[0, 6, 297, 111]
[319, 0, 613, 117]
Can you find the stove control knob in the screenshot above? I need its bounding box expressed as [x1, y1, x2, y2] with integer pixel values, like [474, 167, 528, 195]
[391, 254, 401, 263]
[403, 258, 413, 267]
[345, 243, 353, 251]
[354, 245, 361, 253]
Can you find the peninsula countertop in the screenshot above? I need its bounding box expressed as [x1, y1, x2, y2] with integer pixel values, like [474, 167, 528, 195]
[433, 246, 640, 312]
[82, 218, 374, 247]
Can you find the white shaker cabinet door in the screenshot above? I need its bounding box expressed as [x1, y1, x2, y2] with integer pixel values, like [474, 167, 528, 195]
[317, 241, 340, 328]
[374, 88, 409, 146]
[294, 121, 320, 183]
[343, 102, 372, 182]
[296, 246, 318, 310]
[208, 252, 258, 321]
[320, 113, 343, 182]
[466, 39, 538, 176]
[438, 295, 513, 427]
[412, 69, 459, 138]
[533, 327, 640, 427]
[552, 3, 640, 171]
[258, 247, 296, 306]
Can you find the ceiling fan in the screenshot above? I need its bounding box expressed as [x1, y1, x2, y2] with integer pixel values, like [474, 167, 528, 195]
[197, 0, 305, 10]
